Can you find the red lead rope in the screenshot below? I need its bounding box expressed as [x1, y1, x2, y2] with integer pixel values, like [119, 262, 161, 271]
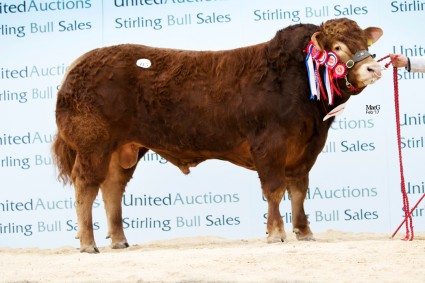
[378, 55, 414, 240]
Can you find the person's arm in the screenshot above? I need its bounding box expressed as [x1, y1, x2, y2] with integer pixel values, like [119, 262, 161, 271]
[409, 57, 425, 73]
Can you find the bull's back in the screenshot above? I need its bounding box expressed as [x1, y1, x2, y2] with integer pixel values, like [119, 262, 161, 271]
[58, 43, 272, 150]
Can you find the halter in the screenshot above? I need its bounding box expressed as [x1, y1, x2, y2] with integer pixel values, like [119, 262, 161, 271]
[344, 50, 375, 90]
[346, 49, 375, 68]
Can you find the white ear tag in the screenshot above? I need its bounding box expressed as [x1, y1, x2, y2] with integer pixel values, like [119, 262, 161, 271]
[136, 58, 151, 68]
[323, 102, 347, 121]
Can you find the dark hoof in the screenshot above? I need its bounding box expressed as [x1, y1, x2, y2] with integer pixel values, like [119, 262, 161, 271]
[80, 246, 100, 253]
[267, 236, 285, 243]
[111, 242, 130, 249]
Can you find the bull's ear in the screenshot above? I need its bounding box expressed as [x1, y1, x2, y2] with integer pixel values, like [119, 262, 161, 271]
[364, 27, 383, 46]
[311, 32, 324, 52]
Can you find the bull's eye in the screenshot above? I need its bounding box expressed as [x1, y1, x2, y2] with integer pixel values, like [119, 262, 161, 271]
[334, 46, 341, 51]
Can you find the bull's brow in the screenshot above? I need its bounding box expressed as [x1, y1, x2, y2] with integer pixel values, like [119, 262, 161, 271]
[337, 37, 367, 53]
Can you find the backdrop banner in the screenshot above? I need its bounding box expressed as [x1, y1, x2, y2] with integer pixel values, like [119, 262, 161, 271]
[0, 0, 424, 248]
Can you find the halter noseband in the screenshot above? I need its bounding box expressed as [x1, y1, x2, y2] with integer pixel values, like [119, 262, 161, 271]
[345, 50, 375, 69]
[343, 50, 375, 91]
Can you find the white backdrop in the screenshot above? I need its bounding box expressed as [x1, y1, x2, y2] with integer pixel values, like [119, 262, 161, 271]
[0, 0, 424, 248]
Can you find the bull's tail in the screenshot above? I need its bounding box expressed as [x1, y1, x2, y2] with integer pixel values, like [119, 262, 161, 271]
[52, 133, 76, 185]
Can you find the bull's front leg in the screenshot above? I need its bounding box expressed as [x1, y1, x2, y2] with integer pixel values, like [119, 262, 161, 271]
[287, 175, 314, 241]
[250, 134, 287, 243]
[263, 183, 287, 243]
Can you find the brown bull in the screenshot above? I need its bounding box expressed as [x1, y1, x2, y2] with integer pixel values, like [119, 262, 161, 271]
[52, 18, 383, 253]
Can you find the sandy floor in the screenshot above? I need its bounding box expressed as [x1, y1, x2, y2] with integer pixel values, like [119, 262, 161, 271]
[1, 230, 425, 283]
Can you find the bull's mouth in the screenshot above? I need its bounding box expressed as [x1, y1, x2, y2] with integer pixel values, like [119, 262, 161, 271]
[363, 77, 378, 86]
[361, 71, 382, 87]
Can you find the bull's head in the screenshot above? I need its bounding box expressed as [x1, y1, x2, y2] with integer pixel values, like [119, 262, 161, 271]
[311, 18, 383, 94]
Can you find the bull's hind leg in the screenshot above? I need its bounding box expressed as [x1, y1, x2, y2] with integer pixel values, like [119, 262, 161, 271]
[287, 175, 314, 241]
[72, 151, 111, 253]
[100, 145, 147, 249]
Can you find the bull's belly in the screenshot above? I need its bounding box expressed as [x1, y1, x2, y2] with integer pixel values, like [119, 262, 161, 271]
[150, 144, 316, 177]
[118, 139, 256, 174]
[151, 142, 256, 174]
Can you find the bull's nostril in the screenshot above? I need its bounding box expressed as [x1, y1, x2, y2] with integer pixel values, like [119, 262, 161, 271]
[367, 66, 382, 78]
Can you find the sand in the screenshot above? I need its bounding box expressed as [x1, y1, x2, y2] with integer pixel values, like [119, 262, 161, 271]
[1, 230, 425, 283]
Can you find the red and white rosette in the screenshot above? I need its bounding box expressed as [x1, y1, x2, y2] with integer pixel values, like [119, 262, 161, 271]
[333, 62, 347, 78]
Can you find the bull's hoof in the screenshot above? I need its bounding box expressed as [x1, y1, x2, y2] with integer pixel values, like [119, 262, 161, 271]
[266, 229, 287, 243]
[80, 246, 100, 254]
[297, 234, 315, 241]
[111, 242, 130, 249]
[293, 228, 315, 241]
[267, 235, 285, 243]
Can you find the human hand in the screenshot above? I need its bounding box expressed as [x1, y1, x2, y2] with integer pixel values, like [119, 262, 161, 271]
[389, 54, 409, 68]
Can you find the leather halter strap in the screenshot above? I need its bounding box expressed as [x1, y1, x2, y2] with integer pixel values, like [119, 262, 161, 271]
[346, 50, 374, 68]
[354, 50, 374, 62]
